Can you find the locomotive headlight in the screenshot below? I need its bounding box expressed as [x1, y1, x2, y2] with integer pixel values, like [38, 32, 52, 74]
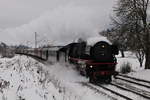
[102, 45, 105, 48]
[90, 65, 93, 68]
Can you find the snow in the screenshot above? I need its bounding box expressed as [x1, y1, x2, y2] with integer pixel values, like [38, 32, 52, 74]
[0, 55, 111, 100]
[116, 51, 144, 72]
[116, 51, 150, 81]
[87, 36, 111, 46]
[42, 63, 111, 100]
[0, 50, 150, 100]
[0, 56, 62, 100]
[128, 70, 150, 81]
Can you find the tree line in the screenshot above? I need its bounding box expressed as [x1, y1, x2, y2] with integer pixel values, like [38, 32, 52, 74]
[101, 0, 150, 69]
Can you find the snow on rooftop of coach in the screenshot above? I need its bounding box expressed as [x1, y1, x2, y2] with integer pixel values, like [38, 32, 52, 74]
[87, 36, 111, 46]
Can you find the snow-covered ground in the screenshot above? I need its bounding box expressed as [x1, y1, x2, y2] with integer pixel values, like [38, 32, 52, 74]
[0, 51, 149, 100]
[0, 55, 111, 100]
[116, 51, 144, 71]
[116, 51, 150, 81]
[0, 56, 63, 100]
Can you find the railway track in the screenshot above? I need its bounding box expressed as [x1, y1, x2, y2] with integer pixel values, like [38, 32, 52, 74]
[80, 82, 133, 100]
[114, 74, 150, 89]
[79, 82, 118, 100]
[110, 80, 150, 99]
[117, 74, 150, 84]
[79, 78, 150, 100]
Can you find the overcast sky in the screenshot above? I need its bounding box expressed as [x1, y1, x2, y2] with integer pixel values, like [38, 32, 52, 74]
[0, 0, 117, 46]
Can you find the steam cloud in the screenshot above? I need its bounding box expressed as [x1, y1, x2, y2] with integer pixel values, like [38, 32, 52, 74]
[0, 4, 113, 46]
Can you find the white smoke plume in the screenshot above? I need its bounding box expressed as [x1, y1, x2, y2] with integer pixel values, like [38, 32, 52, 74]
[0, 4, 113, 46]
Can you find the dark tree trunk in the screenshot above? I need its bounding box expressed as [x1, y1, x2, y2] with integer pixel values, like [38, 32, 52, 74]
[145, 52, 150, 69]
[140, 61, 142, 67]
[144, 23, 150, 69]
[136, 50, 144, 67]
[120, 49, 125, 58]
[145, 45, 150, 69]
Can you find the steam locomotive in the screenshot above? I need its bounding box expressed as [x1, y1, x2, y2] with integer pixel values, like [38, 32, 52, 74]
[58, 41, 119, 83]
[16, 40, 119, 83]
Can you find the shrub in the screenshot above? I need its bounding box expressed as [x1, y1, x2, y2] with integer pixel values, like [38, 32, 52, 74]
[120, 62, 132, 74]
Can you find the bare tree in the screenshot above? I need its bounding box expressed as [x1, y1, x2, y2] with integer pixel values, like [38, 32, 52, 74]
[135, 50, 145, 67]
[112, 0, 150, 69]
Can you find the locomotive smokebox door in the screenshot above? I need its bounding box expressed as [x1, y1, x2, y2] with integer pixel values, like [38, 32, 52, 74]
[111, 45, 119, 55]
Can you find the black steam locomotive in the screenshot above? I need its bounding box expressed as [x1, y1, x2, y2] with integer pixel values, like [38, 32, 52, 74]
[58, 41, 119, 83]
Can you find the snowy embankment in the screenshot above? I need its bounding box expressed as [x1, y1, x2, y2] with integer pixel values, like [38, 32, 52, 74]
[116, 51, 142, 71]
[116, 51, 150, 81]
[0, 56, 62, 100]
[0, 55, 111, 100]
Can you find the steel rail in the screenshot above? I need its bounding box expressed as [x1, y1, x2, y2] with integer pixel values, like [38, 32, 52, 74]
[110, 81, 150, 100]
[118, 74, 150, 84]
[96, 83, 133, 100]
[114, 76, 150, 88]
[79, 82, 118, 100]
